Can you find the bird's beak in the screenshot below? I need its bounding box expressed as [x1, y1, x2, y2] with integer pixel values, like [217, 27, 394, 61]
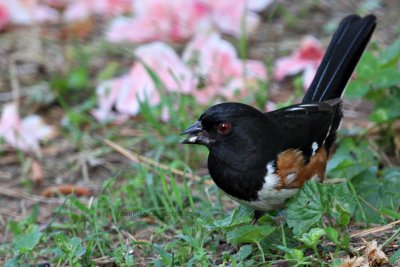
[181, 121, 214, 146]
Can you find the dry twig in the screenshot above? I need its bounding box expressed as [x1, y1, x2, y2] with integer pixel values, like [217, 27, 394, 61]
[102, 138, 212, 185]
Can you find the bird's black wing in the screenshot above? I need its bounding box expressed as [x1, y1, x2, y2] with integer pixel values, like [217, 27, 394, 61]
[265, 99, 342, 161]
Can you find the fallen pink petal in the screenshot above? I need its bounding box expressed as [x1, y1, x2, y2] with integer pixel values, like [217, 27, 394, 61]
[115, 63, 160, 114]
[93, 41, 200, 122]
[0, 0, 59, 25]
[208, 0, 261, 38]
[183, 33, 266, 104]
[107, 0, 211, 43]
[63, 0, 134, 23]
[265, 101, 277, 112]
[106, 0, 273, 44]
[0, 103, 54, 152]
[0, 3, 9, 30]
[134, 42, 196, 94]
[274, 35, 324, 89]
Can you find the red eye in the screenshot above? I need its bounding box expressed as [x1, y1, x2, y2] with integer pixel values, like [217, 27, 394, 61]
[216, 122, 232, 134]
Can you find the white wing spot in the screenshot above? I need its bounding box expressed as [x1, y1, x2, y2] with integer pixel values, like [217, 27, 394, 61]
[266, 161, 275, 174]
[286, 172, 297, 184]
[312, 142, 319, 156]
[188, 136, 198, 143]
[299, 104, 319, 107]
[287, 107, 305, 111]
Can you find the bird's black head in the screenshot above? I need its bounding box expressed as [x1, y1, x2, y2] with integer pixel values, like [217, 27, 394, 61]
[182, 103, 270, 160]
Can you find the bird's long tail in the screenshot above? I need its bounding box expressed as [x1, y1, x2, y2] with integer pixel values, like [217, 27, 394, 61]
[302, 14, 377, 104]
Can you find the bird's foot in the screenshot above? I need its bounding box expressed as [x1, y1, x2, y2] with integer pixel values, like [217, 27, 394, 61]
[251, 210, 266, 225]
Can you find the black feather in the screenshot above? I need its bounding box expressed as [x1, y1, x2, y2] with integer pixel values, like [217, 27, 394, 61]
[302, 14, 377, 103]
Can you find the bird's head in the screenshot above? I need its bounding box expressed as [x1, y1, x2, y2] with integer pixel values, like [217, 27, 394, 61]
[181, 103, 268, 155]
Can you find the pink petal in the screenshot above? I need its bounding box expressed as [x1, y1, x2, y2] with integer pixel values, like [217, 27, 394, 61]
[184, 33, 266, 104]
[222, 77, 244, 98]
[161, 106, 170, 122]
[247, 0, 274, 11]
[303, 65, 317, 90]
[92, 77, 124, 121]
[1, 1, 59, 25]
[32, 4, 59, 23]
[135, 42, 196, 94]
[245, 60, 267, 79]
[274, 56, 310, 80]
[0, 103, 54, 152]
[93, 41, 196, 123]
[183, 33, 239, 79]
[214, 9, 260, 37]
[208, 0, 263, 37]
[107, 0, 210, 43]
[64, 0, 134, 23]
[22, 115, 53, 140]
[63, 1, 90, 22]
[265, 101, 276, 112]
[115, 63, 161, 115]
[297, 35, 324, 61]
[92, 0, 133, 16]
[0, 3, 9, 30]
[0, 103, 21, 135]
[274, 35, 324, 81]
[192, 86, 219, 105]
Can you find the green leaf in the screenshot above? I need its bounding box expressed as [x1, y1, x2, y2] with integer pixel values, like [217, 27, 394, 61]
[68, 66, 89, 89]
[70, 196, 93, 215]
[389, 249, 400, 265]
[380, 209, 400, 220]
[153, 244, 173, 265]
[234, 245, 253, 261]
[352, 167, 400, 223]
[67, 237, 86, 258]
[96, 62, 119, 81]
[325, 227, 339, 244]
[13, 227, 43, 254]
[327, 138, 377, 179]
[276, 245, 304, 261]
[286, 181, 323, 235]
[380, 38, 400, 65]
[330, 259, 344, 267]
[298, 228, 325, 248]
[370, 96, 400, 123]
[345, 81, 371, 98]
[4, 258, 17, 267]
[206, 205, 252, 231]
[286, 181, 355, 235]
[374, 68, 400, 88]
[226, 224, 276, 244]
[369, 108, 389, 123]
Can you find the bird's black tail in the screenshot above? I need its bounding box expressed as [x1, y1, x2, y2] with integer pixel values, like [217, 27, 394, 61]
[302, 14, 377, 104]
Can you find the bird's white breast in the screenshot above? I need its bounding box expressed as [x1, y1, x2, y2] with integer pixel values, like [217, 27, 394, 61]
[228, 162, 299, 211]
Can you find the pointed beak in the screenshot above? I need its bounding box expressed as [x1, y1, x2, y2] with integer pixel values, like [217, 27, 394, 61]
[181, 121, 214, 146]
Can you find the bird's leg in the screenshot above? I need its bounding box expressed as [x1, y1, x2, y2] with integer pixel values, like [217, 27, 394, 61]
[251, 210, 265, 225]
[274, 210, 286, 225]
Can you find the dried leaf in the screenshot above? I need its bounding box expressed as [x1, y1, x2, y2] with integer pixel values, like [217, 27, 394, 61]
[63, 19, 94, 40]
[338, 240, 389, 267]
[41, 184, 92, 197]
[339, 256, 368, 267]
[365, 240, 389, 266]
[30, 160, 44, 185]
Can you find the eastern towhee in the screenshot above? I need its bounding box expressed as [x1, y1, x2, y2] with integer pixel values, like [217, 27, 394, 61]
[182, 14, 377, 223]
